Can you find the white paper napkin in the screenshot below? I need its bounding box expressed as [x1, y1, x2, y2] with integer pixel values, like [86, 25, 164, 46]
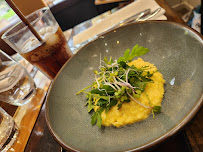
[73, 0, 167, 46]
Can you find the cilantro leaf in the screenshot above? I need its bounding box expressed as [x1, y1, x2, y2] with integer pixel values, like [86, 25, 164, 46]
[91, 112, 98, 125]
[91, 85, 115, 96]
[77, 44, 160, 128]
[96, 99, 108, 107]
[96, 113, 102, 128]
[106, 99, 118, 112]
[153, 106, 161, 113]
[91, 89, 106, 96]
[102, 85, 115, 95]
[125, 99, 131, 103]
[91, 108, 105, 128]
[131, 44, 150, 58]
[119, 61, 128, 69]
[87, 100, 94, 112]
[124, 49, 130, 61]
[96, 108, 104, 128]
[118, 44, 150, 63]
[117, 103, 122, 109]
[117, 56, 125, 63]
[132, 81, 150, 91]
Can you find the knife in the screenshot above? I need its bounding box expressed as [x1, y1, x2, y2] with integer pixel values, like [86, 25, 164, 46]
[68, 8, 162, 52]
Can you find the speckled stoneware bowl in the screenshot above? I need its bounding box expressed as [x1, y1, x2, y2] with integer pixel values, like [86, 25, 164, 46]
[45, 21, 203, 151]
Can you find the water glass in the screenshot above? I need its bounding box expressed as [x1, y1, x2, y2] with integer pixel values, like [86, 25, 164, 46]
[0, 107, 18, 152]
[0, 50, 36, 106]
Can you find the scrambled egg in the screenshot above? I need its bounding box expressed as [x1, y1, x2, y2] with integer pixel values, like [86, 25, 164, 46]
[100, 58, 165, 127]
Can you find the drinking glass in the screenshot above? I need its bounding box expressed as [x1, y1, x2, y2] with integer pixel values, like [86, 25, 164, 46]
[0, 107, 18, 152]
[0, 50, 36, 106]
[2, 7, 73, 80]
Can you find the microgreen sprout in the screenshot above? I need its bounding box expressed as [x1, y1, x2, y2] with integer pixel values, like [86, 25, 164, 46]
[77, 44, 161, 128]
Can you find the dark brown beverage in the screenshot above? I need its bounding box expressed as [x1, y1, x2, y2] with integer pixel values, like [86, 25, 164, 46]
[21, 27, 73, 79]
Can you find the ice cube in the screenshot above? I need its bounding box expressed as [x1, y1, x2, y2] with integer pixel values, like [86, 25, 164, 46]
[46, 26, 53, 33]
[22, 37, 40, 52]
[31, 38, 40, 48]
[39, 27, 46, 35]
[46, 33, 59, 46]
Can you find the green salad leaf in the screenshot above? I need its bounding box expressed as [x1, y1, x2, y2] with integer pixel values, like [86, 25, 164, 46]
[77, 44, 161, 128]
[118, 44, 150, 63]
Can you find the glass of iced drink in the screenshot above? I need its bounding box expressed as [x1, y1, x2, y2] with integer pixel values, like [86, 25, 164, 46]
[0, 50, 36, 106]
[0, 106, 18, 151]
[2, 7, 73, 80]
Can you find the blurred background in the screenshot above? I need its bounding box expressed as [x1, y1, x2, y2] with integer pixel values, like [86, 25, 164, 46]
[166, 0, 202, 33]
[0, 0, 202, 55]
[0, 0, 201, 31]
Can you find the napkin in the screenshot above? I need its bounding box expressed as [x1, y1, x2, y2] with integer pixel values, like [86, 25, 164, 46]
[73, 0, 167, 46]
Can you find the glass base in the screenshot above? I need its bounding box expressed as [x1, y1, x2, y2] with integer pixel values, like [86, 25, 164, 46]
[0, 122, 18, 152]
[6, 87, 36, 106]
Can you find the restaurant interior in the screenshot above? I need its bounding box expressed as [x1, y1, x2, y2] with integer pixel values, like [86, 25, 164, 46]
[0, 0, 202, 152]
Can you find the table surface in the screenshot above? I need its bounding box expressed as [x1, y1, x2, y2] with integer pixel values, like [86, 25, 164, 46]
[2, 0, 202, 152]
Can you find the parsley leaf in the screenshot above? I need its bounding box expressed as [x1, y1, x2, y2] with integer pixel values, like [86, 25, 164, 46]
[106, 99, 118, 112]
[87, 100, 94, 112]
[91, 108, 105, 128]
[96, 99, 108, 107]
[91, 112, 98, 125]
[131, 44, 150, 58]
[153, 106, 161, 113]
[124, 49, 130, 61]
[77, 44, 162, 128]
[91, 85, 115, 96]
[119, 61, 128, 69]
[118, 44, 150, 63]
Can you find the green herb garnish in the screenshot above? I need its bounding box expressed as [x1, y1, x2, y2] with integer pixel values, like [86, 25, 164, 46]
[77, 44, 161, 128]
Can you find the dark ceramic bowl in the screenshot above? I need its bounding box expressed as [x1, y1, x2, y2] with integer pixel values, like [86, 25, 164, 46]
[45, 21, 203, 152]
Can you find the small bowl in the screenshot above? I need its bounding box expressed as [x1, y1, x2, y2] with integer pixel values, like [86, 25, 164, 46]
[45, 21, 203, 152]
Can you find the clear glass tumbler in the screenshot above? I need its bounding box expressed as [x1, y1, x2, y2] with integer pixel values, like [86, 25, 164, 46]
[0, 50, 36, 106]
[0, 107, 18, 152]
[2, 7, 73, 80]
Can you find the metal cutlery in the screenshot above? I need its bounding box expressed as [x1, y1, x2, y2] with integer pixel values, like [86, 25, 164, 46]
[98, 7, 162, 35]
[68, 8, 162, 52]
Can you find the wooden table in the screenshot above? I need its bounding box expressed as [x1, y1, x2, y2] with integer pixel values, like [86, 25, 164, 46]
[2, 0, 202, 152]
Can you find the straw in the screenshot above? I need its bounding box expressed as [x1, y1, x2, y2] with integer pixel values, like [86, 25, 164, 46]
[5, 0, 43, 43]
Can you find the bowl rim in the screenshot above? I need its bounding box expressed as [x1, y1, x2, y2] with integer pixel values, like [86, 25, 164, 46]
[45, 20, 203, 152]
